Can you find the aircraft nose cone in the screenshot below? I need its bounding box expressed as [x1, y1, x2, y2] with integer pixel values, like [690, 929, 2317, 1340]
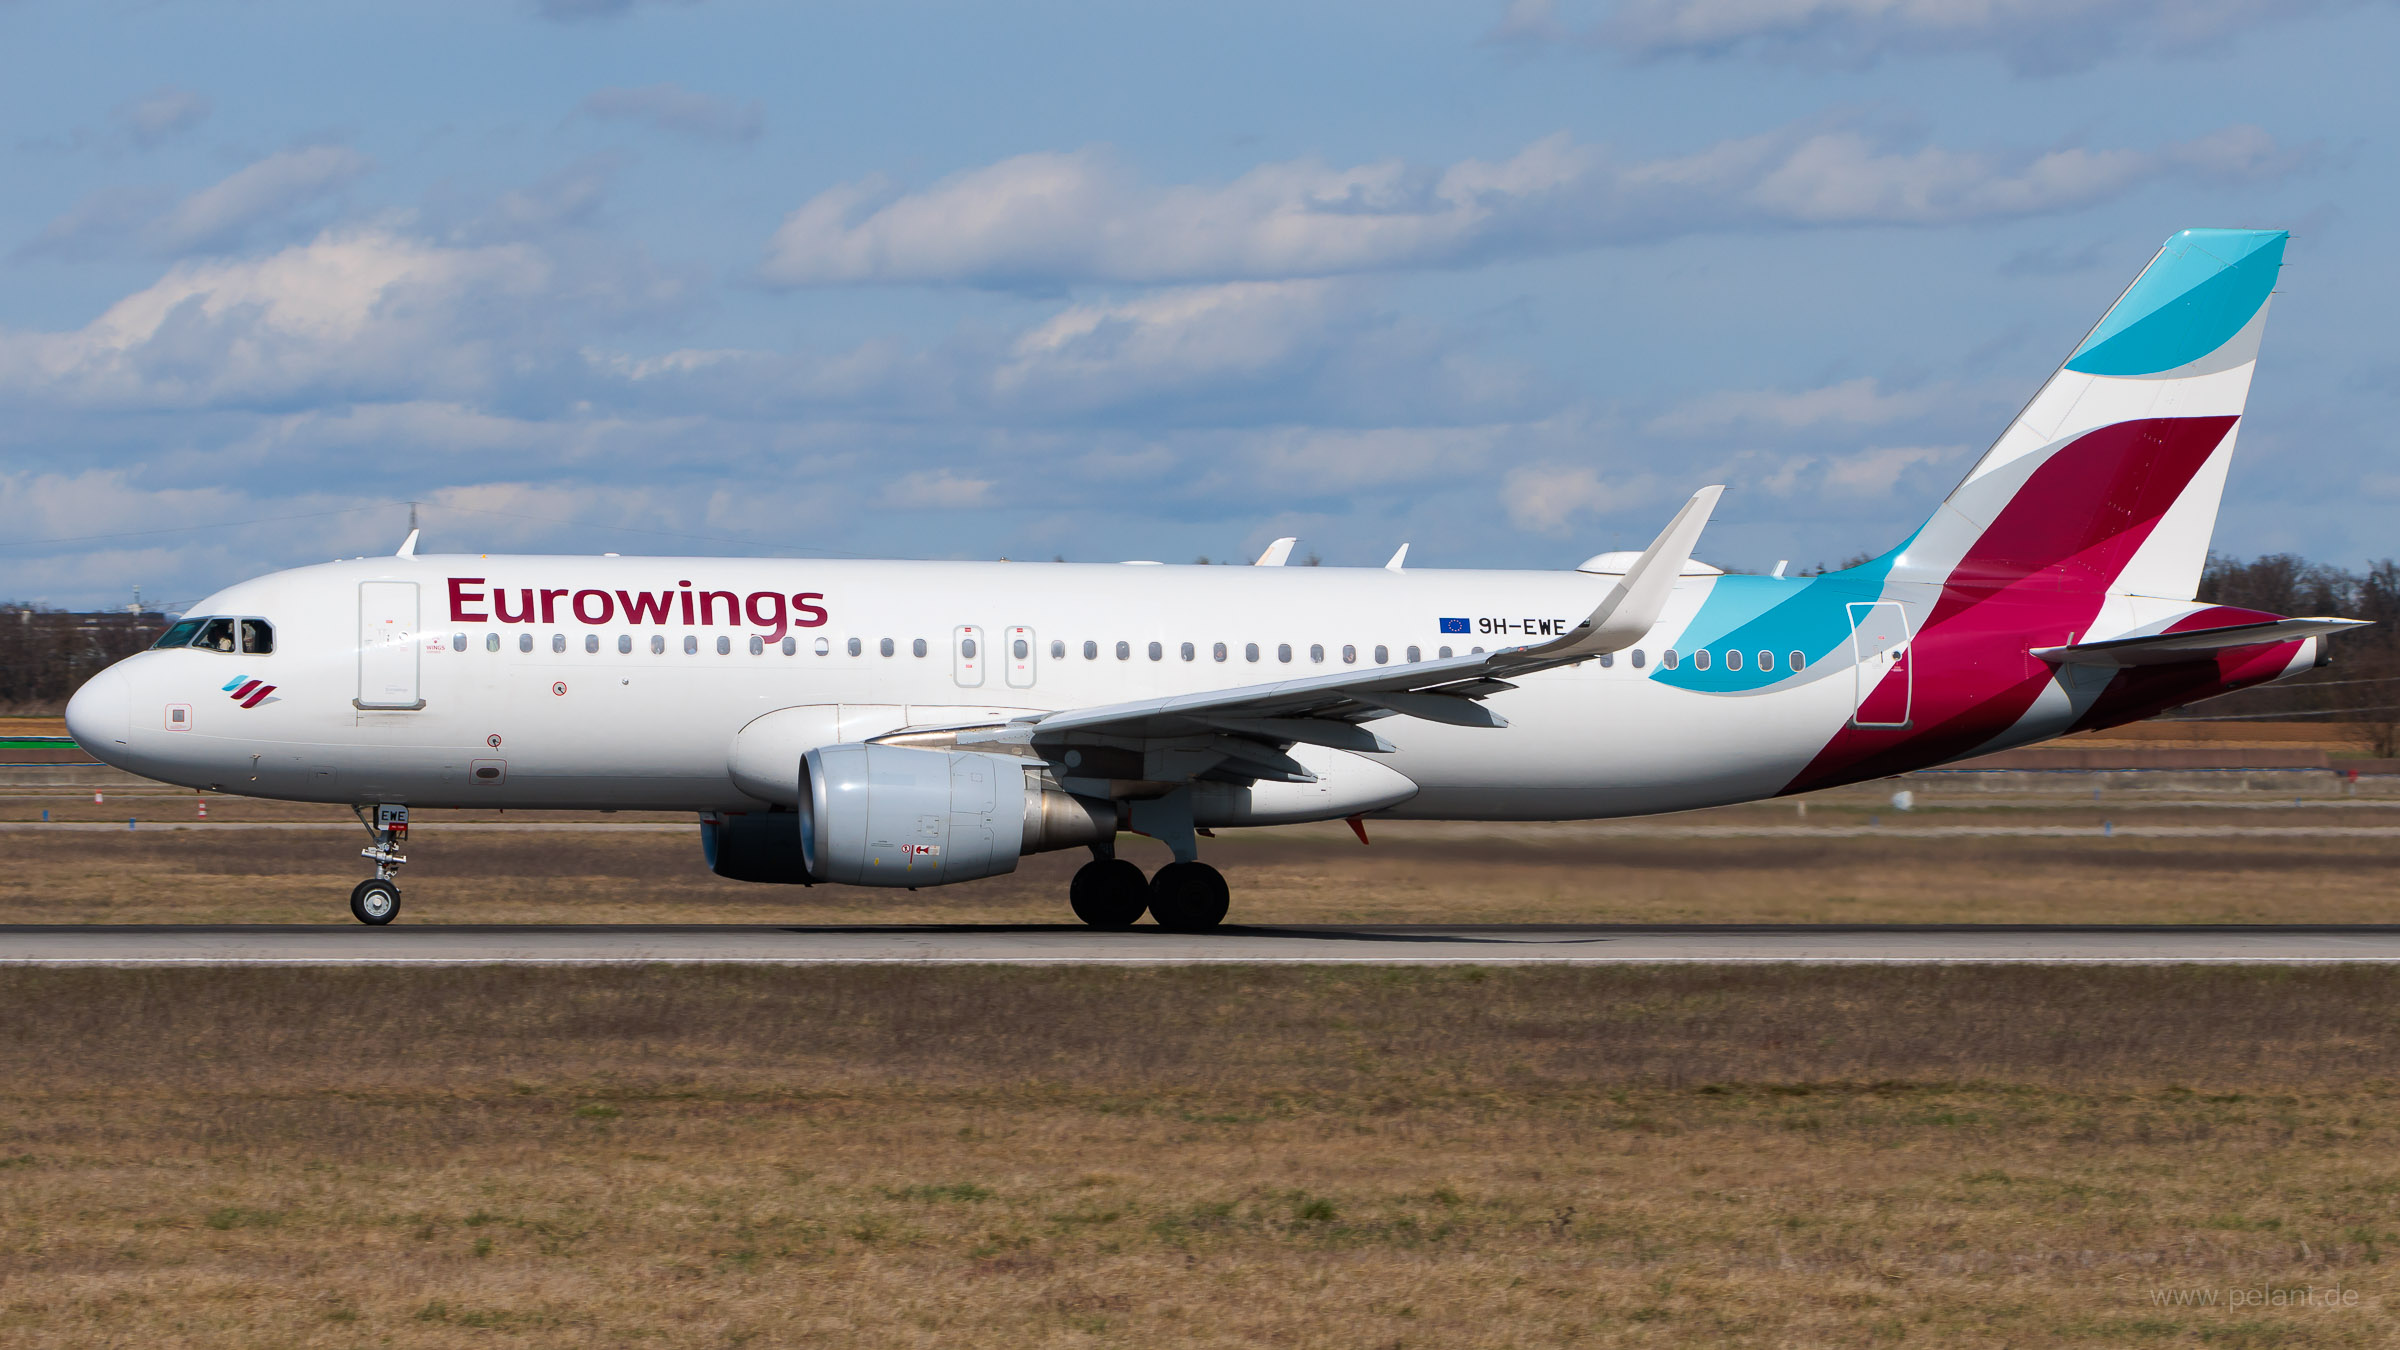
[64, 665, 131, 755]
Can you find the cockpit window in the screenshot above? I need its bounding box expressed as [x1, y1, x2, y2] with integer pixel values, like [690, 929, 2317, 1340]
[152, 619, 204, 650]
[240, 620, 274, 654]
[193, 618, 239, 653]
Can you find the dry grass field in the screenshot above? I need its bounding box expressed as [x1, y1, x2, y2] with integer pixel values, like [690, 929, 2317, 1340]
[3, 965, 2397, 1347]
[7, 798, 2400, 925]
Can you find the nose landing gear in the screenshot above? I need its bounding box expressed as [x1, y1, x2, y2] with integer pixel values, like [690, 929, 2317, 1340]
[350, 803, 409, 925]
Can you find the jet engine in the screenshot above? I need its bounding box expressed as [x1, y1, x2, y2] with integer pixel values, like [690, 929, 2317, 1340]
[701, 810, 815, 884]
[786, 742, 1114, 887]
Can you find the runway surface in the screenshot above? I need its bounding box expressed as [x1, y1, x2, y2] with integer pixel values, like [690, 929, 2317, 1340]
[10, 923, 2400, 964]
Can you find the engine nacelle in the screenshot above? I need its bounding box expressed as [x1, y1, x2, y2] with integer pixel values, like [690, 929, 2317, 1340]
[799, 743, 1115, 888]
[701, 811, 814, 884]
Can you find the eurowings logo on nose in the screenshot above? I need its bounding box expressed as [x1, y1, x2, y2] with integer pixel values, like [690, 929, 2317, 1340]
[222, 675, 279, 708]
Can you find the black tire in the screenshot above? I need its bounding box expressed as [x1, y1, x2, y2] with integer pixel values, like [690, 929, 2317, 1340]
[1069, 858, 1149, 928]
[349, 878, 401, 926]
[1148, 861, 1229, 932]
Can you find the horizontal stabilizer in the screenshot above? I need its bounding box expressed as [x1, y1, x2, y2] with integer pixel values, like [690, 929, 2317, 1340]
[2033, 617, 2368, 667]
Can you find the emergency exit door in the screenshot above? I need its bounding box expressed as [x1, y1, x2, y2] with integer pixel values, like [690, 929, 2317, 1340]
[1004, 626, 1036, 688]
[953, 625, 986, 689]
[357, 581, 425, 710]
[1847, 601, 1911, 728]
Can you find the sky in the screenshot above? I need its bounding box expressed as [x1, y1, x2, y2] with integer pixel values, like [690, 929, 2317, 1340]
[2, 0, 2395, 613]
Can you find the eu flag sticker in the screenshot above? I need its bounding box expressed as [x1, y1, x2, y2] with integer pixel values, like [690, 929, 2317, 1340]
[1438, 617, 1471, 634]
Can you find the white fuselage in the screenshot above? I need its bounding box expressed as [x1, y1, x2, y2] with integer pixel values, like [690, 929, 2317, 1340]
[68, 553, 1918, 822]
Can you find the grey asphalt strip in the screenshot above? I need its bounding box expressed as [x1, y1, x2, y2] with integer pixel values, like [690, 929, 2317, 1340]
[7, 924, 2400, 965]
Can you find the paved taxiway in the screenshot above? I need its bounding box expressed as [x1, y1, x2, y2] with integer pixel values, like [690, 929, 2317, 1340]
[8, 924, 2400, 964]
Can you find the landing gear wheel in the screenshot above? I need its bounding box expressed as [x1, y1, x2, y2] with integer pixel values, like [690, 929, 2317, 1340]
[1070, 858, 1150, 928]
[349, 878, 401, 926]
[1148, 861, 1229, 932]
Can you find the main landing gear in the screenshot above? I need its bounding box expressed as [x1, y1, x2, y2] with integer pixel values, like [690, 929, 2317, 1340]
[1068, 854, 1231, 931]
[1067, 786, 1231, 931]
[349, 803, 409, 925]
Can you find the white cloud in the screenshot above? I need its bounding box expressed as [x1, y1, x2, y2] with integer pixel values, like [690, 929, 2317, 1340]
[580, 84, 762, 142]
[111, 87, 212, 148]
[24, 148, 378, 259]
[879, 469, 995, 509]
[761, 123, 2294, 287]
[0, 228, 548, 408]
[1499, 0, 2344, 75]
[1502, 463, 1653, 534]
[1645, 377, 1946, 436]
[147, 147, 372, 253]
[990, 281, 1352, 404]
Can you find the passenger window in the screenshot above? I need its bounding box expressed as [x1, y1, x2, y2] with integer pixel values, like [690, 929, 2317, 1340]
[1309, 644, 1324, 663]
[618, 635, 632, 654]
[1014, 638, 1029, 659]
[1373, 645, 1387, 664]
[749, 636, 764, 655]
[1246, 643, 1260, 662]
[688, 636, 701, 655]
[1789, 649, 1804, 671]
[518, 633, 532, 653]
[1115, 641, 1130, 661]
[1662, 648, 1678, 670]
[880, 638, 895, 657]
[816, 637, 832, 656]
[1599, 652, 1613, 668]
[1757, 650, 1774, 672]
[846, 637, 861, 656]
[153, 619, 205, 649]
[485, 633, 499, 652]
[1724, 649, 1741, 672]
[1213, 642, 1227, 662]
[552, 634, 566, 653]
[195, 618, 238, 653]
[1084, 640, 1098, 660]
[452, 633, 466, 652]
[1277, 643, 1292, 663]
[1406, 645, 1421, 662]
[962, 638, 977, 659]
[782, 637, 796, 656]
[1630, 648, 1645, 668]
[584, 635, 599, 654]
[1049, 640, 1064, 659]
[1147, 641, 1162, 661]
[240, 620, 274, 654]
[1342, 644, 1357, 664]
[651, 635, 665, 655]
[1180, 642, 1195, 662]
[1438, 646, 1452, 659]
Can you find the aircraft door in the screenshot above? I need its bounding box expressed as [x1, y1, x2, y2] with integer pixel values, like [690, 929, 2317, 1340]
[1005, 626, 1036, 688]
[1846, 601, 1911, 728]
[953, 625, 986, 689]
[357, 580, 425, 710]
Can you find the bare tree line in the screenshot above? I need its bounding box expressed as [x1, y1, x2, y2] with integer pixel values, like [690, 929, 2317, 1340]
[0, 607, 169, 716]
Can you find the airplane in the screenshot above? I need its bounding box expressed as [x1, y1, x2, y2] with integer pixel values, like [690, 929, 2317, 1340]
[63, 227, 2365, 928]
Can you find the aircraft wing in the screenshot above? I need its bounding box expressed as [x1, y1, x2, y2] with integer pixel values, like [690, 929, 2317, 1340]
[2032, 617, 2369, 667]
[949, 487, 1724, 784]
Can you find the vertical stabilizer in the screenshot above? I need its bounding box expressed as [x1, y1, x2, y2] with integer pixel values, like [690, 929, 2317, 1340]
[1897, 228, 2285, 601]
